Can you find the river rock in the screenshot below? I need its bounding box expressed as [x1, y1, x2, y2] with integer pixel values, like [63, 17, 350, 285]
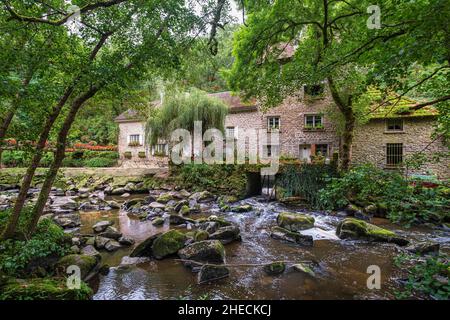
[118, 236, 135, 246]
[53, 214, 81, 229]
[111, 187, 126, 195]
[55, 254, 99, 280]
[124, 182, 136, 192]
[336, 218, 409, 246]
[107, 200, 121, 209]
[130, 233, 161, 257]
[194, 230, 209, 242]
[104, 240, 122, 252]
[94, 236, 110, 249]
[406, 241, 440, 256]
[151, 217, 165, 226]
[121, 193, 131, 198]
[198, 265, 230, 284]
[149, 202, 166, 210]
[270, 226, 314, 246]
[230, 204, 253, 213]
[178, 240, 226, 268]
[174, 200, 189, 212]
[263, 262, 286, 275]
[156, 193, 174, 204]
[99, 226, 122, 240]
[277, 212, 315, 232]
[59, 199, 79, 211]
[92, 220, 114, 233]
[169, 214, 195, 225]
[209, 226, 241, 244]
[151, 230, 187, 259]
[292, 263, 315, 277]
[123, 198, 145, 210]
[189, 191, 214, 203]
[199, 221, 219, 234]
[81, 245, 101, 261]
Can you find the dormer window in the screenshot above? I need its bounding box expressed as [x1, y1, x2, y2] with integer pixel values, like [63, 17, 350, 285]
[386, 118, 404, 132]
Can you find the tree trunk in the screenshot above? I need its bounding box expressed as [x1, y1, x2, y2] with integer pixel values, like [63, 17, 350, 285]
[1, 34, 111, 240]
[327, 76, 355, 171]
[27, 85, 102, 235]
[0, 88, 74, 240]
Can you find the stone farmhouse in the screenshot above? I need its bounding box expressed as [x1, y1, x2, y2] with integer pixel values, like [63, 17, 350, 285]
[115, 87, 449, 179]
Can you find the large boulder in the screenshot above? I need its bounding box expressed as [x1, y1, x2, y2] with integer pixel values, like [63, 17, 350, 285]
[129, 234, 161, 257]
[336, 218, 409, 246]
[270, 226, 313, 246]
[151, 230, 187, 259]
[169, 214, 195, 225]
[94, 236, 110, 249]
[209, 226, 241, 244]
[53, 215, 81, 229]
[198, 265, 230, 284]
[80, 245, 101, 261]
[277, 212, 315, 232]
[55, 254, 99, 280]
[156, 193, 174, 204]
[178, 240, 226, 268]
[98, 226, 122, 240]
[104, 240, 122, 252]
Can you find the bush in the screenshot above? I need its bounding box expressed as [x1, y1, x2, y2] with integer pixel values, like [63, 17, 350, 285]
[83, 157, 117, 167]
[138, 151, 146, 158]
[0, 214, 70, 277]
[394, 254, 450, 300]
[318, 165, 450, 225]
[124, 151, 132, 159]
[1, 150, 29, 167]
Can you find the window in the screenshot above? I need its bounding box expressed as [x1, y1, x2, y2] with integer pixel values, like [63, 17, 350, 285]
[304, 84, 324, 96]
[315, 144, 328, 157]
[154, 143, 167, 156]
[264, 145, 279, 157]
[226, 126, 236, 139]
[386, 119, 404, 132]
[267, 117, 280, 131]
[386, 143, 403, 166]
[129, 134, 141, 146]
[305, 115, 323, 129]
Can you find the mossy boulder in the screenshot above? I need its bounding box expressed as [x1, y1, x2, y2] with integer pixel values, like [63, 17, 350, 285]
[156, 193, 174, 204]
[189, 191, 215, 203]
[151, 217, 165, 226]
[179, 205, 191, 216]
[151, 230, 187, 259]
[194, 230, 209, 242]
[336, 218, 409, 246]
[277, 212, 315, 232]
[0, 278, 93, 300]
[55, 254, 99, 280]
[209, 226, 241, 244]
[130, 233, 161, 257]
[198, 265, 230, 284]
[292, 263, 315, 277]
[178, 240, 226, 268]
[270, 226, 313, 246]
[263, 262, 286, 275]
[230, 204, 253, 213]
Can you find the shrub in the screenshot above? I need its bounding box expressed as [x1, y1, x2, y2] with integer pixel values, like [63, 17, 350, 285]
[1, 150, 29, 167]
[394, 254, 450, 300]
[318, 165, 449, 225]
[83, 157, 117, 167]
[138, 151, 146, 158]
[0, 213, 70, 277]
[124, 151, 132, 159]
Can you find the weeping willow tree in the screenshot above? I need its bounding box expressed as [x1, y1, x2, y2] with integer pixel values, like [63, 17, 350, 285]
[146, 89, 228, 146]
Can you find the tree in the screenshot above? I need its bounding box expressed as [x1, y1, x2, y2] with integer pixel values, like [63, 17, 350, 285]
[146, 88, 228, 147]
[1, 0, 234, 238]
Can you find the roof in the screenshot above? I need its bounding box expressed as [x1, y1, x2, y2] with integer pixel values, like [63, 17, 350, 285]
[367, 88, 438, 119]
[115, 91, 257, 122]
[114, 109, 144, 123]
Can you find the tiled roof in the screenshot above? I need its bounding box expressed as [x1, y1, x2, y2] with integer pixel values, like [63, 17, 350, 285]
[114, 109, 143, 122]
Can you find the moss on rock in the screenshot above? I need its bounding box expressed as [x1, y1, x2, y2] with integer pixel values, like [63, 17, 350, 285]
[336, 218, 409, 246]
[263, 262, 286, 275]
[0, 278, 93, 300]
[151, 230, 187, 259]
[55, 254, 98, 280]
[277, 212, 315, 232]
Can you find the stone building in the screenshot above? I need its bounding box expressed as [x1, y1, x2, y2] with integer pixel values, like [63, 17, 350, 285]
[115, 90, 449, 179]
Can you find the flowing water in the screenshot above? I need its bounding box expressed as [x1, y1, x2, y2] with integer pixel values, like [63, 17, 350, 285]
[78, 196, 449, 300]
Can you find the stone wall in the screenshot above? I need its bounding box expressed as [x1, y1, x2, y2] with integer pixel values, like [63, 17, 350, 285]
[352, 117, 449, 179]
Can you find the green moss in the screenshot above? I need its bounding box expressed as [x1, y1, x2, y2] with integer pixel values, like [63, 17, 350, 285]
[157, 194, 174, 203]
[277, 212, 315, 231]
[179, 205, 190, 216]
[194, 230, 209, 242]
[263, 262, 286, 275]
[151, 230, 187, 259]
[55, 254, 98, 279]
[0, 278, 93, 300]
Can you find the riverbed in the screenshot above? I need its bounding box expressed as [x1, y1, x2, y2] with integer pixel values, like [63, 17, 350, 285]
[77, 196, 449, 300]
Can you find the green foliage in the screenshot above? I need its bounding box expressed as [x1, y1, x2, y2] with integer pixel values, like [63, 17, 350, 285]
[0, 214, 70, 277]
[0, 278, 93, 300]
[83, 157, 117, 168]
[394, 254, 450, 300]
[173, 163, 247, 198]
[146, 88, 228, 145]
[277, 164, 338, 207]
[318, 165, 450, 225]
